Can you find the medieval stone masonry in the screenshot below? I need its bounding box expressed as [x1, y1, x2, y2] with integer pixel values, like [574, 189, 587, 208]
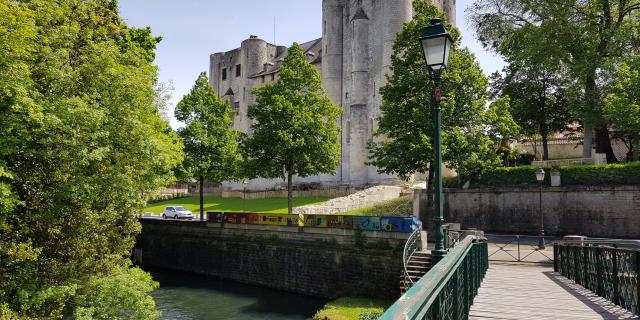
[210, 0, 456, 189]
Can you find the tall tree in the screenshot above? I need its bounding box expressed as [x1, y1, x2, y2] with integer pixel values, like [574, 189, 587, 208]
[606, 53, 640, 161]
[492, 63, 575, 160]
[175, 72, 240, 219]
[469, 0, 640, 163]
[368, 0, 519, 203]
[0, 0, 182, 318]
[242, 43, 342, 213]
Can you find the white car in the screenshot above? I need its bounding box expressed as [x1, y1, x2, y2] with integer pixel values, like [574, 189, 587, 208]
[162, 206, 195, 220]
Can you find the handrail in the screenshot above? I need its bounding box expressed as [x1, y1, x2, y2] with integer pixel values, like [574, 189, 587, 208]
[382, 235, 489, 319]
[555, 242, 640, 315]
[403, 229, 422, 287]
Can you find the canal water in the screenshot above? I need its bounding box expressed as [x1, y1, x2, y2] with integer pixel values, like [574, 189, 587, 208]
[147, 268, 328, 320]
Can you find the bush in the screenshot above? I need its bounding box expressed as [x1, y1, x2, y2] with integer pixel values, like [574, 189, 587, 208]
[471, 162, 640, 188]
[360, 310, 383, 320]
[313, 297, 390, 320]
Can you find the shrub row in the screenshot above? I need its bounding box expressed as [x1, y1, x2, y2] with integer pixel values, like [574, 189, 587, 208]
[468, 162, 640, 188]
[147, 193, 191, 204]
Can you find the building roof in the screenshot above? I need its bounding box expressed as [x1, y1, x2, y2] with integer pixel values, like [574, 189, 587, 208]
[249, 38, 323, 78]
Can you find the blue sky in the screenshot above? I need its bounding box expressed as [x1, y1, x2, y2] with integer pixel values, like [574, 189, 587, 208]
[119, 0, 504, 128]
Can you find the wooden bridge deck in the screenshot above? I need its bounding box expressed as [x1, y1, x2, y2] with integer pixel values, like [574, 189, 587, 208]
[469, 262, 638, 320]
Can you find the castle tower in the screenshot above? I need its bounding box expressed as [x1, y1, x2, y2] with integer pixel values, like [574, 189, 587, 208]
[348, 2, 371, 186]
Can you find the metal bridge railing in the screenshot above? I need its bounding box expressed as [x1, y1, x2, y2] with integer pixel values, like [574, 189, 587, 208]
[555, 241, 640, 316]
[382, 236, 489, 320]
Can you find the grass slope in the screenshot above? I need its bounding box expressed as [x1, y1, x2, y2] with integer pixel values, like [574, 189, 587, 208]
[313, 297, 391, 320]
[144, 196, 331, 214]
[341, 195, 413, 216]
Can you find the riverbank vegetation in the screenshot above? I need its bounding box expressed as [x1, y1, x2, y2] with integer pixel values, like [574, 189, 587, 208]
[313, 297, 392, 320]
[0, 0, 181, 318]
[144, 196, 331, 214]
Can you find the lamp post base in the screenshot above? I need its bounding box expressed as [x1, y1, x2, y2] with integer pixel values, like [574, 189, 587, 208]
[538, 237, 546, 250]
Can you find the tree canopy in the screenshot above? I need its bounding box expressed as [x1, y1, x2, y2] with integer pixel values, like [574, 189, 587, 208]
[469, 0, 640, 162]
[368, 0, 519, 184]
[0, 0, 182, 318]
[175, 72, 240, 218]
[491, 62, 575, 160]
[242, 43, 341, 213]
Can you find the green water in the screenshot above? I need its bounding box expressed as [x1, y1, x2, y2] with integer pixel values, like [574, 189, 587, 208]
[148, 268, 327, 320]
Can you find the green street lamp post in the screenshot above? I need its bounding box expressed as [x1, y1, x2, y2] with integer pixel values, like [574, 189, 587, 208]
[420, 18, 453, 263]
[535, 168, 546, 249]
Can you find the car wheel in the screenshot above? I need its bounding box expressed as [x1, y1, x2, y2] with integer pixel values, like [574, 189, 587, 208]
[162, 214, 166, 219]
[175, 215, 179, 220]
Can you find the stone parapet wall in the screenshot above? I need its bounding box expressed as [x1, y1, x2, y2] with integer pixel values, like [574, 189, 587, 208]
[415, 186, 640, 238]
[135, 220, 407, 299]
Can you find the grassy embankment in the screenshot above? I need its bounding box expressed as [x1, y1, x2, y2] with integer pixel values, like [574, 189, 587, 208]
[340, 195, 413, 216]
[144, 196, 331, 214]
[313, 297, 392, 320]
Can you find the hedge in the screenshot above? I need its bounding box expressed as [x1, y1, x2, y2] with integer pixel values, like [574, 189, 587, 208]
[469, 162, 640, 188]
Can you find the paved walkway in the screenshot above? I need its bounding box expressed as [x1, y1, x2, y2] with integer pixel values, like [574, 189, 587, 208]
[469, 262, 638, 320]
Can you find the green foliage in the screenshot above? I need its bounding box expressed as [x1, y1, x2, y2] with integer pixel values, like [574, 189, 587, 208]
[176, 72, 239, 184]
[473, 162, 640, 187]
[313, 297, 391, 320]
[470, 0, 640, 160]
[491, 62, 575, 160]
[360, 311, 383, 320]
[242, 43, 342, 213]
[369, 0, 518, 183]
[0, 0, 181, 317]
[606, 53, 640, 138]
[341, 196, 413, 216]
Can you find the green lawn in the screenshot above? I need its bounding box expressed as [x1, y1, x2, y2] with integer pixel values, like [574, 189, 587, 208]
[144, 196, 330, 214]
[313, 297, 392, 320]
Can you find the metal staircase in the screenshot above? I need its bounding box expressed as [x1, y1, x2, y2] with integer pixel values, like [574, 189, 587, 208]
[400, 230, 433, 294]
[400, 251, 432, 294]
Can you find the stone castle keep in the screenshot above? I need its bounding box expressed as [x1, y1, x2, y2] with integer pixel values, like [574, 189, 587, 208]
[209, 0, 456, 188]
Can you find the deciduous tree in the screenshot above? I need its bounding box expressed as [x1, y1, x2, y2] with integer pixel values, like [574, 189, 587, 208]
[242, 43, 341, 213]
[606, 53, 640, 161]
[492, 63, 575, 160]
[175, 72, 240, 219]
[469, 0, 640, 162]
[368, 0, 518, 195]
[0, 0, 182, 317]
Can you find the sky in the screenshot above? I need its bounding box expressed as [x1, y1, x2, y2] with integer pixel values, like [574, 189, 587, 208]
[119, 0, 505, 128]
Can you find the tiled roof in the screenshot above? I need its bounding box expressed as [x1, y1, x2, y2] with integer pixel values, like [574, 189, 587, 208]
[249, 38, 323, 78]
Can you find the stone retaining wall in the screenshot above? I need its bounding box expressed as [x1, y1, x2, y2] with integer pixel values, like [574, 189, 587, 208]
[414, 186, 640, 238]
[135, 219, 407, 299]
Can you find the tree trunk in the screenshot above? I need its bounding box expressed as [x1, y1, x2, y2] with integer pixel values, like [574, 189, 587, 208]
[633, 134, 639, 162]
[583, 124, 593, 159]
[199, 176, 204, 221]
[287, 171, 293, 214]
[541, 134, 549, 161]
[595, 126, 617, 163]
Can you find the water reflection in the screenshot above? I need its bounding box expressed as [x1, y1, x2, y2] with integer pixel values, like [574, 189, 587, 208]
[147, 268, 327, 320]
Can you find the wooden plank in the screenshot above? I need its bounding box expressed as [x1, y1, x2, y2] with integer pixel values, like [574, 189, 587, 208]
[469, 262, 639, 320]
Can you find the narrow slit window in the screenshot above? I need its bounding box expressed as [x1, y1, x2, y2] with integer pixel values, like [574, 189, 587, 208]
[236, 64, 241, 77]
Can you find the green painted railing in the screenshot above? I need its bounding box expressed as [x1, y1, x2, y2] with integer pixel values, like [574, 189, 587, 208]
[555, 242, 639, 315]
[381, 236, 488, 320]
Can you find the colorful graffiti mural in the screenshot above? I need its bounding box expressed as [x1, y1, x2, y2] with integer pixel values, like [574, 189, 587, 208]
[206, 212, 421, 233]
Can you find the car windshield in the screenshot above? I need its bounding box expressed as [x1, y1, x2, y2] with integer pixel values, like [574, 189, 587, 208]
[174, 206, 188, 211]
